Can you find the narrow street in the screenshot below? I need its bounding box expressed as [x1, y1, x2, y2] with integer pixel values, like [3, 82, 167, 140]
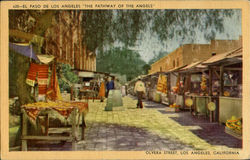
[5, 7, 245, 160]
[29, 96, 241, 151]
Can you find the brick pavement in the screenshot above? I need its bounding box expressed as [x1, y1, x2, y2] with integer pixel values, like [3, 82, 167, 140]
[28, 96, 242, 151]
[142, 98, 242, 149]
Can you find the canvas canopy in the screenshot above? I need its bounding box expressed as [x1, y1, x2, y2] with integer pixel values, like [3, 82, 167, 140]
[9, 43, 40, 62]
[203, 47, 242, 65]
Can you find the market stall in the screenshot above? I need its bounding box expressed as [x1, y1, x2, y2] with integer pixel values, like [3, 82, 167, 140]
[77, 71, 115, 101]
[9, 47, 90, 150]
[9, 23, 93, 151]
[202, 47, 242, 125]
[21, 101, 88, 151]
[18, 60, 90, 150]
[167, 65, 187, 110]
[178, 61, 211, 115]
[138, 72, 167, 103]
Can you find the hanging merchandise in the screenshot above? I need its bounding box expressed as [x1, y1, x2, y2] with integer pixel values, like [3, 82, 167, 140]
[200, 74, 207, 95]
[175, 74, 180, 94]
[185, 98, 193, 107]
[38, 64, 49, 95]
[157, 74, 167, 93]
[26, 63, 49, 96]
[207, 102, 216, 111]
[47, 63, 62, 101]
[26, 63, 40, 87]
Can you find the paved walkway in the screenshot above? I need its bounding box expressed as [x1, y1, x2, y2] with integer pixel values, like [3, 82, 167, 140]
[79, 96, 241, 151]
[29, 96, 242, 151]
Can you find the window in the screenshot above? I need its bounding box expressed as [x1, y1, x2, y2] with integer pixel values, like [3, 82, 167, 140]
[173, 60, 175, 68]
[177, 58, 179, 67]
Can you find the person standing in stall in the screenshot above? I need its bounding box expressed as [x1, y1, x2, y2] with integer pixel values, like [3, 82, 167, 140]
[134, 76, 146, 108]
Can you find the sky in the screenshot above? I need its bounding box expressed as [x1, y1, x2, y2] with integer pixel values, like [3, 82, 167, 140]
[128, 10, 242, 63]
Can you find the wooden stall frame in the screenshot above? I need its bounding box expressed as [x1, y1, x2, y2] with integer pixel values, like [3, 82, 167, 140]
[21, 107, 86, 151]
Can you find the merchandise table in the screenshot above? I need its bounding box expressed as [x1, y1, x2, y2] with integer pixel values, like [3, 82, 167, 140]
[21, 101, 88, 151]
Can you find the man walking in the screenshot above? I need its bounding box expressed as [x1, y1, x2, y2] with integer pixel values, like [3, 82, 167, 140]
[134, 76, 146, 108]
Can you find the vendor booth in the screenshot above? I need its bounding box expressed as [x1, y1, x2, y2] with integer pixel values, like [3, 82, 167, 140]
[203, 47, 242, 125]
[178, 61, 211, 116]
[167, 65, 187, 110]
[19, 61, 89, 151]
[9, 41, 89, 151]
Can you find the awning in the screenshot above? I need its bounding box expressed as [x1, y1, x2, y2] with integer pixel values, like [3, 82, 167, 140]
[179, 60, 208, 73]
[167, 65, 187, 72]
[78, 71, 95, 78]
[9, 43, 40, 62]
[180, 61, 203, 71]
[203, 47, 242, 65]
[226, 48, 242, 58]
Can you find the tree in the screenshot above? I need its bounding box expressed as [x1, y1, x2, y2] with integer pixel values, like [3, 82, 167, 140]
[142, 64, 151, 74]
[97, 47, 146, 81]
[80, 9, 238, 52]
[58, 63, 79, 92]
[148, 51, 168, 65]
[9, 9, 239, 52]
[150, 10, 238, 43]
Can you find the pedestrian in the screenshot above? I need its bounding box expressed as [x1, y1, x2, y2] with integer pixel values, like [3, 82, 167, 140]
[134, 76, 146, 108]
[106, 77, 114, 98]
[99, 78, 105, 102]
[111, 77, 115, 89]
[121, 85, 126, 97]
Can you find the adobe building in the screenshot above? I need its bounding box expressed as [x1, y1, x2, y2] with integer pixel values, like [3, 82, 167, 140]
[149, 36, 242, 74]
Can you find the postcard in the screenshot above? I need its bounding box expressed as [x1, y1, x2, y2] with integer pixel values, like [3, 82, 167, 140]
[1, 0, 250, 159]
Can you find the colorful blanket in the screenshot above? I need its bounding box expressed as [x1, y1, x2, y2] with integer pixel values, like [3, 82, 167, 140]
[22, 101, 89, 124]
[26, 63, 49, 95]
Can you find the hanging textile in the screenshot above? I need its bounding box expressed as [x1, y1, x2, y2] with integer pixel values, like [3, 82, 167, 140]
[26, 63, 39, 87]
[9, 43, 40, 62]
[157, 74, 167, 93]
[37, 64, 49, 95]
[26, 63, 49, 95]
[47, 63, 62, 101]
[22, 101, 89, 125]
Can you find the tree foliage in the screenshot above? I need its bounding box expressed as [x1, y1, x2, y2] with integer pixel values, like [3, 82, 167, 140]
[81, 9, 238, 51]
[148, 51, 168, 65]
[97, 47, 146, 81]
[58, 63, 79, 92]
[9, 9, 239, 52]
[9, 10, 55, 37]
[150, 10, 236, 43]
